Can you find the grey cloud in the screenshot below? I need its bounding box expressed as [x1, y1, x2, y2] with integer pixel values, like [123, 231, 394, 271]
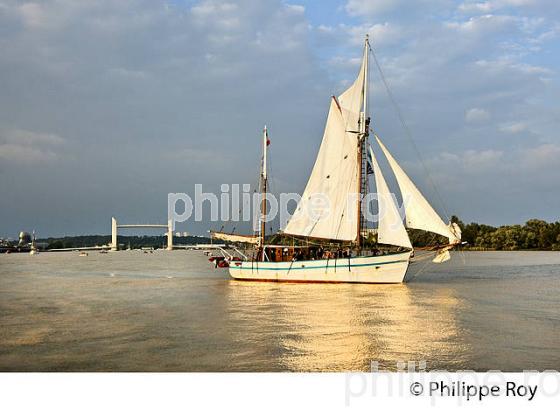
[0, 128, 65, 163]
[315, 0, 559, 225]
[0, 0, 330, 236]
[465, 108, 491, 123]
[0, 0, 559, 237]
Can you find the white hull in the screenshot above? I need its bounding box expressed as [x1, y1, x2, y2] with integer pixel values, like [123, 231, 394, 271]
[229, 251, 411, 284]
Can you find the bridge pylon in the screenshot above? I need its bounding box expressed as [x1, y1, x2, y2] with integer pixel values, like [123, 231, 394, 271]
[110, 217, 174, 251]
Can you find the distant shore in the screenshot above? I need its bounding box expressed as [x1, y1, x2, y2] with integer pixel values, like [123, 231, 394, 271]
[0, 234, 220, 253]
[410, 217, 560, 251]
[2, 217, 559, 252]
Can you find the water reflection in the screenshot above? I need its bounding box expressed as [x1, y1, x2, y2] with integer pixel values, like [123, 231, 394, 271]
[225, 281, 471, 371]
[2, 251, 558, 371]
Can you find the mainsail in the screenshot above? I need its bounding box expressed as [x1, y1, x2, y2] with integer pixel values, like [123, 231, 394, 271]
[338, 44, 368, 134]
[375, 136, 461, 244]
[368, 146, 412, 249]
[283, 44, 368, 241]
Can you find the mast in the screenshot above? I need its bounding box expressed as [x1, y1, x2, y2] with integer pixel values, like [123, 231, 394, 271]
[259, 126, 268, 260]
[364, 34, 369, 127]
[356, 35, 370, 250]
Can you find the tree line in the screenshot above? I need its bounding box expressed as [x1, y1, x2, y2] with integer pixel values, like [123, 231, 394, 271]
[410, 217, 560, 250]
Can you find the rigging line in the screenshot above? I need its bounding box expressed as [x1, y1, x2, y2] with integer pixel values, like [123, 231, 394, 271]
[368, 43, 452, 223]
[266, 148, 281, 234]
[407, 251, 435, 282]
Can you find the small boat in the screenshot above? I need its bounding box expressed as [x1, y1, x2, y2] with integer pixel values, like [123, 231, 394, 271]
[29, 231, 39, 255]
[208, 255, 229, 268]
[79, 251, 88, 257]
[220, 36, 461, 284]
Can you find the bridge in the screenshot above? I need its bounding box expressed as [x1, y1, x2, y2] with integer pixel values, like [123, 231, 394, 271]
[111, 217, 173, 251]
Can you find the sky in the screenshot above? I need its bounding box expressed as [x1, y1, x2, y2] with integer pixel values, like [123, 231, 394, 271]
[0, 0, 559, 238]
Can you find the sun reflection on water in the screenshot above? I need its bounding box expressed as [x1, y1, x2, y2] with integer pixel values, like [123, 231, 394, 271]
[225, 281, 471, 371]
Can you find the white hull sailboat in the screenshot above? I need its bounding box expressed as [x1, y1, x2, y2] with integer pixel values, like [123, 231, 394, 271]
[218, 36, 461, 284]
[229, 252, 411, 284]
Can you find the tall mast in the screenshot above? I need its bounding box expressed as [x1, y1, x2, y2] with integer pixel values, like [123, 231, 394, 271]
[356, 35, 370, 250]
[364, 34, 369, 126]
[260, 126, 268, 260]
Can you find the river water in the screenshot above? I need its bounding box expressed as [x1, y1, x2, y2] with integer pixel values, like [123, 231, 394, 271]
[0, 251, 559, 371]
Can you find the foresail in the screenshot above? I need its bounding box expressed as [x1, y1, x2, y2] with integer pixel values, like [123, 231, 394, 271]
[375, 136, 461, 244]
[369, 146, 412, 249]
[211, 231, 259, 245]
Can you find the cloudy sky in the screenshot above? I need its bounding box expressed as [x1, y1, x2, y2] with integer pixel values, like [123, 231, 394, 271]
[0, 0, 559, 237]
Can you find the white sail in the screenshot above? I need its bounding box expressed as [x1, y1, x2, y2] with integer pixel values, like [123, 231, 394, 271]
[338, 44, 367, 133]
[283, 97, 360, 240]
[283, 47, 368, 241]
[433, 249, 451, 263]
[376, 136, 461, 244]
[211, 231, 259, 244]
[369, 146, 412, 249]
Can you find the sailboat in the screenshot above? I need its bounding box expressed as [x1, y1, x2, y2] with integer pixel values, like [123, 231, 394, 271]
[220, 36, 461, 283]
[29, 231, 39, 255]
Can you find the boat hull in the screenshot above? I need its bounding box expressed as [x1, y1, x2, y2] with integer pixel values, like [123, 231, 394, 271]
[228, 252, 411, 284]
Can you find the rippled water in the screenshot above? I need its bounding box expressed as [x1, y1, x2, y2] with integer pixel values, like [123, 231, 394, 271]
[1, 251, 559, 371]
